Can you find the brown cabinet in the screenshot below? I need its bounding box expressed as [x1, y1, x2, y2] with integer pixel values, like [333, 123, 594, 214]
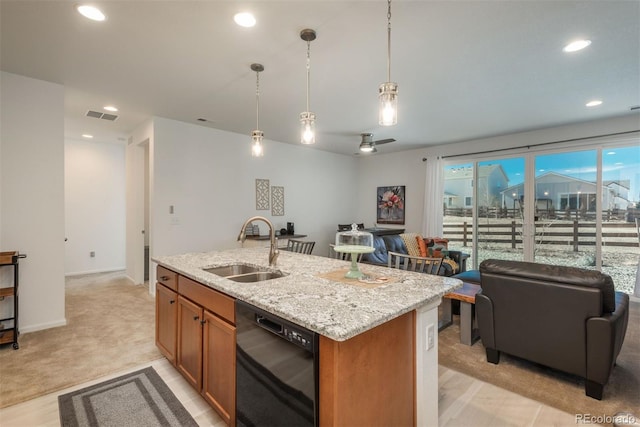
[155, 266, 236, 426]
[203, 310, 236, 426]
[177, 295, 204, 390]
[155, 283, 177, 363]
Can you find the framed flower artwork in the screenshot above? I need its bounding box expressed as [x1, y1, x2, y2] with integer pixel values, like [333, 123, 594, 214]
[377, 186, 405, 224]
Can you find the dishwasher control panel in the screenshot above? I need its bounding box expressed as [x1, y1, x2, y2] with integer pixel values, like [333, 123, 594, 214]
[284, 327, 314, 352]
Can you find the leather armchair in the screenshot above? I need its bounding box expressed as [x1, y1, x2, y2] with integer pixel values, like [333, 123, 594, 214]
[476, 259, 629, 400]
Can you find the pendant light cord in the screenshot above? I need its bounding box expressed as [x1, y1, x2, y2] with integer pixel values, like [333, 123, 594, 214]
[387, 0, 392, 82]
[255, 70, 260, 129]
[306, 40, 311, 112]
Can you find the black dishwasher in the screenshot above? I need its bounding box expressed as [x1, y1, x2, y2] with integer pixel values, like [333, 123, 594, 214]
[236, 300, 318, 427]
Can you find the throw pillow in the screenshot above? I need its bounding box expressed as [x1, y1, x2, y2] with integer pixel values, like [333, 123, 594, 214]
[442, 258, 458, 274]
[400, 233, 422, 257]
[416, 237, 428, 257]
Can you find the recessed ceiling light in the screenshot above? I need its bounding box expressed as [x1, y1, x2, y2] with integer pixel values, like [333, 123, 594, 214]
[76, 5, 106, 22]
[563, 39, 591, 53]
[234, 12, 256, 27]
[82, 134, 94, 139]
[586, 100, 602, 107]
[104, 105, 118, 112]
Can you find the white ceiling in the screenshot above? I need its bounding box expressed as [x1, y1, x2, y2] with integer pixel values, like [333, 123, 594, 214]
[2, 0, 639, 156]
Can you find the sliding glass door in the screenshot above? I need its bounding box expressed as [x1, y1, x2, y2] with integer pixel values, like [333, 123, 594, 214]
[600, 145, 640, 295]
[443, 163, 475, 267]
[476, 158, 525, 265]
[441, 141, 639, 295]
[533, 150, 597, 269]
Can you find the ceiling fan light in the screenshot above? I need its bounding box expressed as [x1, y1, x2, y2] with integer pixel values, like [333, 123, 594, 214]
[379, 82, 398, 126]
[360, 143, 374, 153]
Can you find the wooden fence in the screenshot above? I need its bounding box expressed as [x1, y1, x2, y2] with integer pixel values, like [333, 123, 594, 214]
[445, 207, 639, 222]
[443, 221, 639, 251]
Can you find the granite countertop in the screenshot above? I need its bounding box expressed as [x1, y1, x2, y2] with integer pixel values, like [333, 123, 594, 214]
[153, 247, 462, 341]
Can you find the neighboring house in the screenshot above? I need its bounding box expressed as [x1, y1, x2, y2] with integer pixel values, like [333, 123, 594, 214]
[500, 172, 621, 215]
[604, 180, 631, 210]
[444, 165, 509, 209]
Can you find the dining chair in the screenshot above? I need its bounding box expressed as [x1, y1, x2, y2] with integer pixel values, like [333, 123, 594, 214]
[286, 239, 315, 255]
[328, 244, 363, 262]
[387, 251, 443, 275]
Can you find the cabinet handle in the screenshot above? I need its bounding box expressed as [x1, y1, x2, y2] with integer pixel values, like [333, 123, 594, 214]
[193, 315, 199, 321]
[160, 276, 169, 281]
[200, 319, 206, 325]
[169, 300, 175, 304]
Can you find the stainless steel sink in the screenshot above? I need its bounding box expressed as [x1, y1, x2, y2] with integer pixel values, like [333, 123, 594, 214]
[202, 263, 287, 283]
[202, 264, 262, 277]
[227, 271, 286, 283]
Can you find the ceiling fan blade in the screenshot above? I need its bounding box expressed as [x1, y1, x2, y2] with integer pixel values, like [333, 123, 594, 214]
[374, 138, 395, 145]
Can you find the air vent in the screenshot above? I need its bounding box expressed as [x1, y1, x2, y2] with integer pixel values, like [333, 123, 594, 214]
[86, 110, 118, 121]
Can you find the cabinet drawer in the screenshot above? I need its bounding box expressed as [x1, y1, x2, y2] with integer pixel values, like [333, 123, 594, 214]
[157, 266, 178, 291]
[178, 276, 235, 325]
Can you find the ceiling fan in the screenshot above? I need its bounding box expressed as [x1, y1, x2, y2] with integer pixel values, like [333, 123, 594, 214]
[358, 133, 396, 153]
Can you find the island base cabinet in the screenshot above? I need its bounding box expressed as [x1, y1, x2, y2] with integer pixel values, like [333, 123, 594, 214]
[202, 311, 236, 427]
[155, 283, 177, 364]
[319, 311, 416, 427]
[177, 296, 204, 391]
[162, 271, 236, 427]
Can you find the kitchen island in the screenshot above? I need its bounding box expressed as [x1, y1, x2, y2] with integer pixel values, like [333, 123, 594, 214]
[154, 247, 462, 427]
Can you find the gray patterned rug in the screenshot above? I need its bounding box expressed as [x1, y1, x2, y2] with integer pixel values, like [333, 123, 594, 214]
[58, 367, 197, 427]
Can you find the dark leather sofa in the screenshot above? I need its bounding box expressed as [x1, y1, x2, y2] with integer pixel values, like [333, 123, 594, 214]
[361, 234, 468, 276]
[476, 259, 629, 400]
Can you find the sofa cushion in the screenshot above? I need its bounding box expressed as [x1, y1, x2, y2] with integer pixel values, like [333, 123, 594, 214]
[452, 269, 481, 284]
[365, 236, 389, 264]
[480, 259, 616, 313]
[382, 235, 408, 254]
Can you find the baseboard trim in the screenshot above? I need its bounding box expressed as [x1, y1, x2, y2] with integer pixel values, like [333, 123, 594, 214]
[65, 268, 126, 277]
[20, 318, 67, 333]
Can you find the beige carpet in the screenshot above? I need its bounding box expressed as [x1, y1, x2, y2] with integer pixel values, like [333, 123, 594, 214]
[439, 300, 640, 422]
[0, 272, 162, 408]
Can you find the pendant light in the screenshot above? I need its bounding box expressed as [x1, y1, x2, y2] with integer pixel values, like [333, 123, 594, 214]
[379, 0, 398, 126]
[300, 29, 317, 145]
[250, 63, 264, 157]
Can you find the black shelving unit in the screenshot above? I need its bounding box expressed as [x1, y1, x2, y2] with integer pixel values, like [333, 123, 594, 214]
[1, 251, 26, 350]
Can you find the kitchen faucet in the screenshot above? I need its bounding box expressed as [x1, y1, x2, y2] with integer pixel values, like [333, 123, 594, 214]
[237, 216, 279, 267]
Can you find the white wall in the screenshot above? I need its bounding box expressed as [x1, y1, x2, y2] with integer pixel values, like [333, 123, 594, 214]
[354, 150, 428, 234]
[64, 138, 126, 275]
[147, 117, 358, 283]
[0, 71, 66, 332]
[356, 114, 640, 235]
[126, 117, 360, 291]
